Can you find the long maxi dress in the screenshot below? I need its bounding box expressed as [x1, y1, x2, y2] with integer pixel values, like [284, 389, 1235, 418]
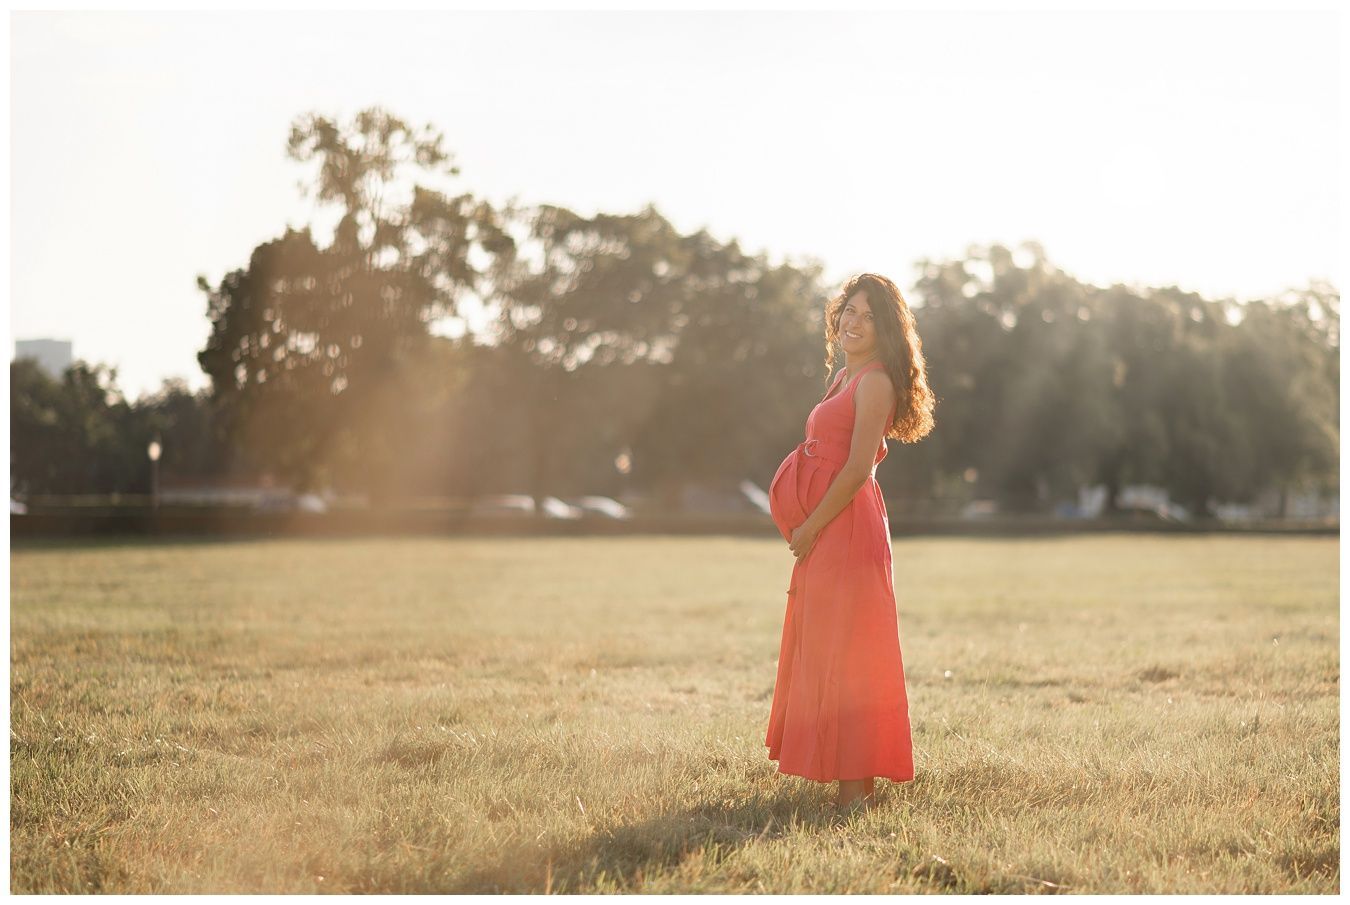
[765, 359, 915, 782]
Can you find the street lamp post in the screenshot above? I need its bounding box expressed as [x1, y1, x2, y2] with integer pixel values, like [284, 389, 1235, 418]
[615, 444, 632, 506]
[147, 435, 162, 510]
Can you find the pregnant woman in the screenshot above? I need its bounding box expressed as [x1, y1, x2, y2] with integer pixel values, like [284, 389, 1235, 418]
[766, 272, 936, 816]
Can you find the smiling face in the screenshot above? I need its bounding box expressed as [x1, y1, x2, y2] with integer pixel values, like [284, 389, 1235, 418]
[838, 291, 879, 361]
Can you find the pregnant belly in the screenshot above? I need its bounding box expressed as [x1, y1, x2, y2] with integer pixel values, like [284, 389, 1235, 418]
[769, 448, 846, 542]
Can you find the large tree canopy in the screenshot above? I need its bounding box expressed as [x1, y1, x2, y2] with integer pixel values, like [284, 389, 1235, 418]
[11, 106, 1337, 519]
[195, 108, 514, 493]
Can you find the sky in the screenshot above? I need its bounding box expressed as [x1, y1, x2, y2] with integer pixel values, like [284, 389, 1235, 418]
[8, 8, 1341, 401]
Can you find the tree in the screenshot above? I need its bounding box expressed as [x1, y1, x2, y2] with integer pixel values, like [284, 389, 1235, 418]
[484, 201, 832, 508]
[1218, 289, 1339, 513]
[633, 233, 827, 497]
[9, 360, 148, 496]
[484, 203, 692, 506]
[1093, 285, 1179, 511]
[912, 242, 1120, 511]
[196, 107, 514, 495]
[135, 378, 230, 482]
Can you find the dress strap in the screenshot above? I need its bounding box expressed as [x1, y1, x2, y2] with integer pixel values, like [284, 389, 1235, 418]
[820, 366, 847, 402]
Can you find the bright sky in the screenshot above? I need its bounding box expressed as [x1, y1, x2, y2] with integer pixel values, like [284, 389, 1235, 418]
[8, 9, 1341, 401]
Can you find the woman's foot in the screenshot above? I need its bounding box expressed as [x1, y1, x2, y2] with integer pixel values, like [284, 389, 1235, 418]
[831, 795, 873, 822]
[834, 777, 876, 815]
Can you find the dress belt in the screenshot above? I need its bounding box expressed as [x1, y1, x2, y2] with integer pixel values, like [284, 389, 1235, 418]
[796, 437, 865, 471]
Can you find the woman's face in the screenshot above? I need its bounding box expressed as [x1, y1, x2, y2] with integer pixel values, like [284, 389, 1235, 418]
[839, 291, 878, 359]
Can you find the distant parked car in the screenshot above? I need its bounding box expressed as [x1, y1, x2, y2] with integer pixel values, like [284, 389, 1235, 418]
[1157, 502, 1191, 523]
[468, 495, 596, 518]
[571, 496, 631, 519]
[540, 497, 583, 519]
[961, 500, 999, 520]
[469, 494, 537, 517]
[295, 493, 328, 513]
[1111, 503, 1187, 525]
[738, 480, 771, 515]
[255, 493, 299, 513]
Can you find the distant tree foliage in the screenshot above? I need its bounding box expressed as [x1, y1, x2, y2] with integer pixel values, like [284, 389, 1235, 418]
[910, 244, 1338, 514]
[480, 202, 829, 504]
[9, 108, 1339, 518]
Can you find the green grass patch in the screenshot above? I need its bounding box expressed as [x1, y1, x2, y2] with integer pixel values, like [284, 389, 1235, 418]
[10, 533, 1338, 892]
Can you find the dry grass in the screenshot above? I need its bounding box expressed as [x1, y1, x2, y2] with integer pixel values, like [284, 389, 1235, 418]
[9, 532, 1339, 893]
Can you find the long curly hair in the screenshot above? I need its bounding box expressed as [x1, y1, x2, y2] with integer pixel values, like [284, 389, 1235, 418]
[823, 272, 936, 444]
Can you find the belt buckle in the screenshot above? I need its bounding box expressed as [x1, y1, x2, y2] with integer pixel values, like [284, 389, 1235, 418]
[802, 438, 820, 457]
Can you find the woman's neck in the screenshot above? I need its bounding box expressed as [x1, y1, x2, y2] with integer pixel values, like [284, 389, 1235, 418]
[843, 353, 878, 374]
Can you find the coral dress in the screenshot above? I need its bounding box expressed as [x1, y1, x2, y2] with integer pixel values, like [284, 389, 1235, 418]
[765, 359, 915, 783]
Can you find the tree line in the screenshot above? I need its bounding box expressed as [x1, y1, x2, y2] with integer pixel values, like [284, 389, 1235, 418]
[10, 107, 1339, 517]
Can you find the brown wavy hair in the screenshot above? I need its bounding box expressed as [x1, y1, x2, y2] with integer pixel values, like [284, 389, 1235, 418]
[823, 272, 936, 444]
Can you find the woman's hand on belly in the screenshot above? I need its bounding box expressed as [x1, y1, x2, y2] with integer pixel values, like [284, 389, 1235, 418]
[789, 521, 821, 562]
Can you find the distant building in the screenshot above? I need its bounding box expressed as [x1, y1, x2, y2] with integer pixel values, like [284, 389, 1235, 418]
[14, 339, 73, 380]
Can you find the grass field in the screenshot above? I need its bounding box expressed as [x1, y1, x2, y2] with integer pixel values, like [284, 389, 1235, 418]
[8, 532, 1339, 893]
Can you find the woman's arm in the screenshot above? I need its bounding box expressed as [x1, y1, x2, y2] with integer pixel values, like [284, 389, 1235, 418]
[799, 369, 896, 536]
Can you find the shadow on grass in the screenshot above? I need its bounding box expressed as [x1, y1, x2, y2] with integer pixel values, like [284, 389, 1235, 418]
[446, 781, 855, 893]
[440, 778, 939, 902]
